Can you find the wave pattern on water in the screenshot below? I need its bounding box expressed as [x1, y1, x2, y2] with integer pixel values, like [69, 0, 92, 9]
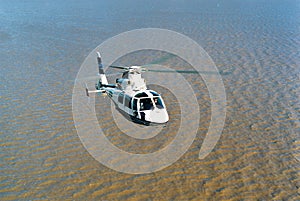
[1, 0, 299, 200]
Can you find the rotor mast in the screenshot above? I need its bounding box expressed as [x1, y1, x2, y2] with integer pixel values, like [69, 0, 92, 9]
[116, 66, 147, 95]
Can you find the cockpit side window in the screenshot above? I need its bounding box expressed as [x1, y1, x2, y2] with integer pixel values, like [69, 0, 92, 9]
[132, 98, 137, 110]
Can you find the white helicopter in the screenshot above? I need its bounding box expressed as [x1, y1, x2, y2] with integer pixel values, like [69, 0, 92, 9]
[85, 52, 228, 126]
[86, 52, 172, 126]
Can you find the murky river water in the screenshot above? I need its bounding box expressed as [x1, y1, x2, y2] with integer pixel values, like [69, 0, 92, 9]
[1, 0, 299, 200]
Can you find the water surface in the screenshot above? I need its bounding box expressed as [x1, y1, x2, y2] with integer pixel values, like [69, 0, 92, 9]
[1, 0, 299, 200]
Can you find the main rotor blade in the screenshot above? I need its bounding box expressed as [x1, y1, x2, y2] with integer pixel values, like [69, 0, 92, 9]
[144, 69, 232, 75]
[145, 69, 199, 74]
[109, 65, 129, 70]
[109, 64, 234, 75]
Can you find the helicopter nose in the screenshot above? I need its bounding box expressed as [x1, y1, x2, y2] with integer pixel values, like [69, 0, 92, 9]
[149, 109, 169, 124]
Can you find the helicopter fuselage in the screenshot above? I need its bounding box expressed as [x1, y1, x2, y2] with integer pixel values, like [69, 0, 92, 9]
[100, 84, 169, 125]
[87, 53, 169, 125]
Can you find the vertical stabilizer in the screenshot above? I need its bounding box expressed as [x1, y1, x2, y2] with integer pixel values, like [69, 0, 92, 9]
[97, 52, 108, 85]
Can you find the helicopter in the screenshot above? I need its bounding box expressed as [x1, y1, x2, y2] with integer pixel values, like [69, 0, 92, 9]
[86, 52, 171, 126]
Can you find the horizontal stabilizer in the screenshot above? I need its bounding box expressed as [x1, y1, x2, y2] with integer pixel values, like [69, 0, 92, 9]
[85, 88, 106, 96]
[85, 82, 105, 97]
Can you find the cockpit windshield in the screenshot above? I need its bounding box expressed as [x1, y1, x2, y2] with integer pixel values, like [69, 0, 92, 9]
[153, 97, 164, 109]
[138, 97, 164, 110]
[134, 91, 165, 111]
[140, 98, 153, 110]
[150, 91, 164, 109]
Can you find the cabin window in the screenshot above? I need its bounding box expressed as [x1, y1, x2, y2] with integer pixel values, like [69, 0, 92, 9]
[124, 95, 132, 109]
[118, 93, 124, 104]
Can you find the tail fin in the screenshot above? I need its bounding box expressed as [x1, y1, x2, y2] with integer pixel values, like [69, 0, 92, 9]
[97, 52, 108, 85]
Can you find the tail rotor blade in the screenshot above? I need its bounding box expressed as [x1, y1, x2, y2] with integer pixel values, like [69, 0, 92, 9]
[85, 83, 90, 97]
